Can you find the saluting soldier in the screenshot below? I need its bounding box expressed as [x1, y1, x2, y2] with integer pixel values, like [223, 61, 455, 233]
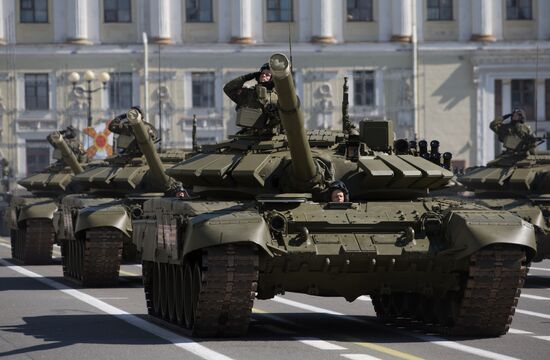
[223, 63, 280, 135]
[490, 108, 537, 154]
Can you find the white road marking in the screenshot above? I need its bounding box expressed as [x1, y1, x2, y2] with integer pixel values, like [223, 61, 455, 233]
[341, 354, 383, 360]
[357, 296, 372, 302]
[272, 296, 522, 360]
[529, 267, 550, 272]
[294, 338, 347, 350]
[96, 297, 129, 300]
[521, 294, 550, 300]
[0, 242, 11, 249]
[516, 309, 550, 320]
[0, 258, 234, 360]
[533, 336, 550, 342]
[508, 328, 534, 335]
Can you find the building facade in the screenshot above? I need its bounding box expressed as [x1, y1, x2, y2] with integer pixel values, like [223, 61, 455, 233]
[0, 0, 549, 177]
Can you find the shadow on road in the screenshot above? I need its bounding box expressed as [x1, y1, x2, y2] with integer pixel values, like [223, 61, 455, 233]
[0, 314, 168, 357]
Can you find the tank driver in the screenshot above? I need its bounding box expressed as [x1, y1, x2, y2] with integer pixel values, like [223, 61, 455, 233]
[490, 108, 537, 154]
[223, 63, 280, 135]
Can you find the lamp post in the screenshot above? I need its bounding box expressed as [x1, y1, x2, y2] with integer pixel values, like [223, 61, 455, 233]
[69, 70, 110, 127]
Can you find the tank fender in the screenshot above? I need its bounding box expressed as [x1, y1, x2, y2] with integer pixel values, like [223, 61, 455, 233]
[443, 210, 537, 260]
[74, 204, 132, 238]
[17, 200, 58, 225]
[182, 210, 273, 258]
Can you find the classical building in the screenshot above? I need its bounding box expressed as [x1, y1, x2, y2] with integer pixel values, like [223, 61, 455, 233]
[0, 0, 549, 177]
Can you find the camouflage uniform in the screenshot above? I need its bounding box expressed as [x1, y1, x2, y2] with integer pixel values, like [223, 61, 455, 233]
[223, 72, 280, 134]
[490, 115, 537, 153]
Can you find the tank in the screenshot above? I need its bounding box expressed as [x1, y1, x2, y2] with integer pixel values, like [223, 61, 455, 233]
[132, 54, 536, 338]
[459, 138, 550, 262]
[57, 108, 188, 287]
[7, 128, 88, 264]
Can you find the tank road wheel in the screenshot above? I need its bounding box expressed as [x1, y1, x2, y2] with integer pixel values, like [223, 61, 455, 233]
[190, 244, 259, 337]
[372, 245, 527, 337]
[142, 261, 155, 315]
[167, 264, 177, 322]
[11, 219, 55, 265]
[183, 261, 195, 329]
[174, 264, 185, 325]
[62, 228, 123, 287]
[159, 263, 170, 320]
[153, 262, 162, 315]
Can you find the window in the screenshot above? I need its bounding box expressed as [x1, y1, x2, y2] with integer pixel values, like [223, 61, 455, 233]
[26, 140, 50, 174]
[20, 0, 48, 23]
[353, 71, 375, 106]
[25, 74, 49, 110]
[186, 0, 213, 22]
[192, 72, 215, 108]
[506, 0, 532, 20]
[511, 79, 535, 120]
[347, 0, 373, 21]
[109, 72, 133, 110]
[545, 80, 550, 121]
[267, 0, 293, 22]
[104, 0, 131, 23]
[427, 0, 453, 21]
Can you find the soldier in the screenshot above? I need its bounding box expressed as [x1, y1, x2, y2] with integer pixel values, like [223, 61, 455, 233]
[109, 106, 158, 155]
[328, 180, 349, 203]
[223, 63, 280, 135]
[490, 108, 537, 154]
[47, 126, 87, 163]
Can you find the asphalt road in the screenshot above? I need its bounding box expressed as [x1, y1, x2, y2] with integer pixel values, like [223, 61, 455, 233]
[1, 236, 549, 360]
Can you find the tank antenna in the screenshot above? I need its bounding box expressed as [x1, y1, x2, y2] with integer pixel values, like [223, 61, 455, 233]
[342, 77, 351, 134]
[288, 23, 293, 74]
[535, 42, 540, 135]
[192, 114, 198, 152]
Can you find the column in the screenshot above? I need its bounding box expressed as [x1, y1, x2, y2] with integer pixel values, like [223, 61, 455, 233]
[471, 0, 496, 42]
[150, 0, 173, 44]
[391, 0, 412, 43]
[0, 1, 6, 45]
[538, 0, 550, 39]
[502, 79, 511, 114]
[230, 0, 253, 44]
[536, 79, 545, 121]
[66, 0, 91, 44]
[311, 0, 335, 43]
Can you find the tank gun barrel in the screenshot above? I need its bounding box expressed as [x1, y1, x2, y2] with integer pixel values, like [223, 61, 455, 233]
[269, 53, 319, 185]
[48, 131, 84, 174]
[126, 108, 172, 189]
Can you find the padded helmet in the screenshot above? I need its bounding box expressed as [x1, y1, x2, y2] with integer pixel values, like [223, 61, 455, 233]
[328, 180, 349, 202]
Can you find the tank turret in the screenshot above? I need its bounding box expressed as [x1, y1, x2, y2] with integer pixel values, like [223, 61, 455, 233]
[269, 53, 323, 190]
[48, 131, 84, 175]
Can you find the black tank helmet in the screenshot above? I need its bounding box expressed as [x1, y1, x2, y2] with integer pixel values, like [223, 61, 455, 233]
[511, 108, 526, 123]
[327, 180, 350, 202]
[255, 63, 274, 90]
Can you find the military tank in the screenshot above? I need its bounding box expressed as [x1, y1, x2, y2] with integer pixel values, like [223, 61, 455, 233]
[57, 109, 187, 287]
[7, 128, 87, 264]
[132, 53, 536, 338]
[460, 135, 550, 261]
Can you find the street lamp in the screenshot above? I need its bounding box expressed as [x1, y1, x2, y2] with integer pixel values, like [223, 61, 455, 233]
[69, 70, 110, 127]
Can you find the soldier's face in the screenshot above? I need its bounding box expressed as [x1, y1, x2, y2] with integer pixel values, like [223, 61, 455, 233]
[259, 70, 272, 83]
[331, 190, 345, 203]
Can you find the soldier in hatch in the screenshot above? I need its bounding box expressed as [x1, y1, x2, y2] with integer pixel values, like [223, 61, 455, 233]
[47, 125, 87, 163]
[490, 108, 537, 154]
[328, 181, 350, 203]
[223, 63, 280, 135]
[109, 106, 158, 155]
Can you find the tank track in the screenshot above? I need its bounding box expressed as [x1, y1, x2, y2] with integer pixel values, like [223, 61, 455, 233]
[62, 228, 123, 287]
[371, 244, 528, 337]
[143, 243, 259, 337]
[10, 219, 55, 265]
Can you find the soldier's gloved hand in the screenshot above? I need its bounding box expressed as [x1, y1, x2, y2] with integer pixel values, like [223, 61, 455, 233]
[502, 113, 512, 120]
[243, 72, 259, 81]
